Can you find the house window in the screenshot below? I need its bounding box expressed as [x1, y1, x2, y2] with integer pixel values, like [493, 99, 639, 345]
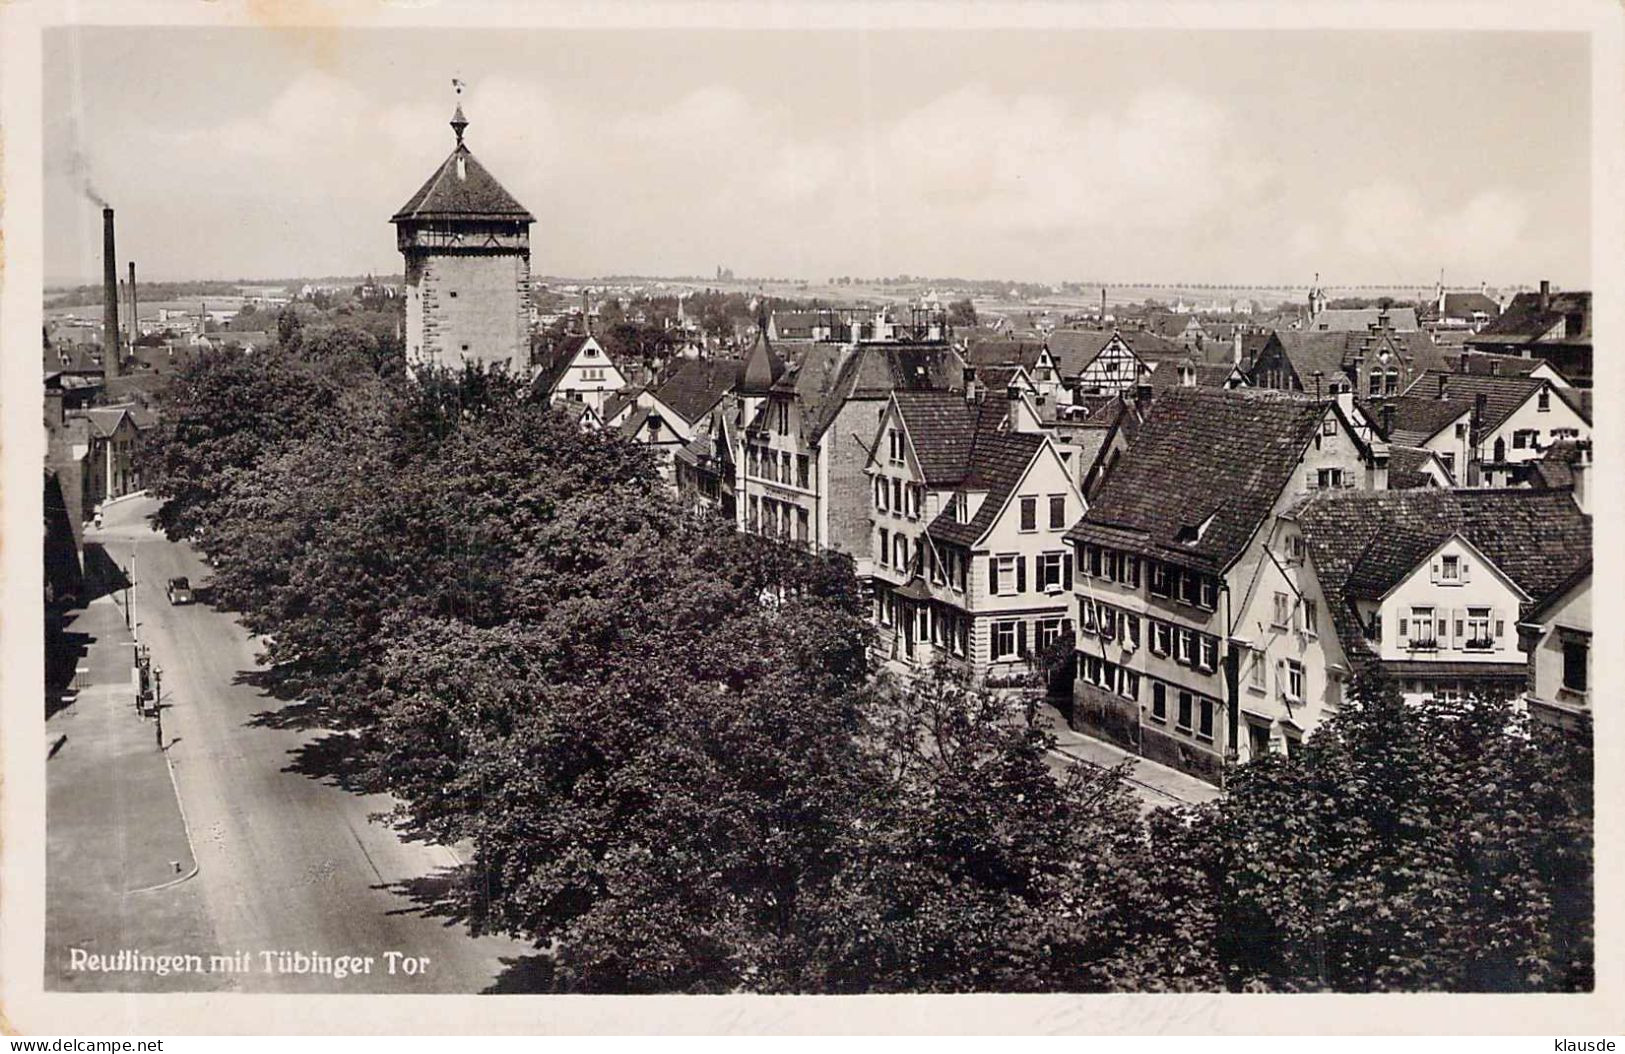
[1283, 659, 1304, 702]
[1177, 692, 1194, 731]
[1020, 497, 1038, 532]
[1465, 607, 1492, 649]
[990, 553, 1018, 595]
[1037, 617, 1066, 651]
[796, 507, 809, 543]
[1316, 467, 1345, 489]
[1104, 551, 1121, 582]
[748, 495, 760, 531]
[1410, 606, 1436, 647]
[797, 455, 810, 489]
[1151, 683, 1167, 722]
[1049, 494, 1067, 529]
[1149, 562, 1171, 596]
[1285, 533, 1306, 563]
[1176, 629, 1194, 665]
[894, 534, 908, 570]
[1537, 388, 1551, 412]
[1562, 638, 1589, 692]
[1151, 621, 1171, 657]
[1198, 635, 1218, 672]
[1198, 698, 1214, 741]
[1303, 599, 1318, 637]
[1199, 577, 1217, 609]
[878, 527, 890, 566]
[1272, 591, 1291, 629]
[892, 478, 903, 513]
[992, 620, 1019, 661]
[1440, 452, 1456, 476]
[1440, 555, 1460, 582]
[1123, 555, 1141, 589]
[888, 428, 904, 463]
[1249, 647, 1266, 690]
[1038, 552, 1066, 592]
[875, 478, 889, 512]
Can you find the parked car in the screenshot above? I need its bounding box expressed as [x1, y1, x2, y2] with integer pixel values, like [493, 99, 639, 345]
[165, 576, 194, 605]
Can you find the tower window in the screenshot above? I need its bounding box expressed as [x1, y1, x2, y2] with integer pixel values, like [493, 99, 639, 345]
[449, 291, 458, 298]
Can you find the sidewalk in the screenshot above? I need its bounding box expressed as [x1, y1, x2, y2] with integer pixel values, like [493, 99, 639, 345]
[45, 587, 209, 990]
[1037, 702, 1223, 808]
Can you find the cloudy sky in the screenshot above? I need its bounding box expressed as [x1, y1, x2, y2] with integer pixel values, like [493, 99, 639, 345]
[44, 25, 1591, 287]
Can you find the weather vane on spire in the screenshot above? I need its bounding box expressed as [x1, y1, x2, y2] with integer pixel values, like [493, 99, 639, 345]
[450, 78, 469, 146]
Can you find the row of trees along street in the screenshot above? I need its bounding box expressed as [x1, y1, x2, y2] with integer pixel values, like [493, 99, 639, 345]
[136, 334, 1593, 994]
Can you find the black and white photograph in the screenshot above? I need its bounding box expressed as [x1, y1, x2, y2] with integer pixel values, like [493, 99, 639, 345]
[2, 0, 1621, 1037]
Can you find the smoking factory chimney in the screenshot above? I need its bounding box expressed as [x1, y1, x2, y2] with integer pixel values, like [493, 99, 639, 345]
[102, 207, 121, 378]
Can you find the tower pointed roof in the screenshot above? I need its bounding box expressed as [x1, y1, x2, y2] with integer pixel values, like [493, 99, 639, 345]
[391, 104, 534, 225]
[739, 327, 788, 395]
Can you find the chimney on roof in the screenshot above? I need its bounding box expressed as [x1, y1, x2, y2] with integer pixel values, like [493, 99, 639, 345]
[1232, 329, 1243, 365]
[1470, 392, 1488, 451]
[128, 261, 138, 351]
[1539, 280, 1551, 313]
[1437, 373, 1448, 400]
[102, 207, 121, 378]
[1571, 441, 1591, 514]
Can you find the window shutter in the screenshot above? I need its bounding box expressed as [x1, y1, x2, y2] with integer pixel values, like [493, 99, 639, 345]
[1453, 608, 1466, 650]
[1275, 658, 1286, 696]
[1461, 559, 1472, 582]
[1061, 618, 1074, 642]
[1017, 620, 1028, 658]
[1016, 556, 1027, 593]
[1431, 558, 1441, 582]
[1063, 552, 1074, 591]
[989, 557, 1002, 595]
[1398, 614, 1409, 646]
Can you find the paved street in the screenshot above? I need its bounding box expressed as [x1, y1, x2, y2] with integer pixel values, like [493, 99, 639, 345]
[51, 495, 537, 993]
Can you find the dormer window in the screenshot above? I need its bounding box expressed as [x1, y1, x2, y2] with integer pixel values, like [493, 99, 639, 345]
[1537, 387, 1551, 412]
[1440, 554, 1460, 583]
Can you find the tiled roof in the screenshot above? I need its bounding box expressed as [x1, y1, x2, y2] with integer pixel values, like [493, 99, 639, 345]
[600, 386, 642, 424]
[1144, 314, 1200, 339]
[1438, 292, 1501, 318]
[1146, 359, 1241, 390]
[891, 390, 978, 486]
[654, 358, 744, 424]
[927, 431, 1047, 547]
[1473, 290, 1590, 343]
[1044, 329, 1186, 379]
[1294, 488, 1591, 659]
[1437, 350, 1549, 379]
[392, 144, 535, 224]
[1385, 445, 1443, 489]
[1529, 439, 1583, 490]
[1359, 393, 1471, 446]
[80, 403, 156, 438]
[962, 337, 1046, 370]
[1066, 387, 1328, 571]
[1404, 371, 1586, 432]
[796, 343, 963, 444]
[1302, 307, 1420, 332]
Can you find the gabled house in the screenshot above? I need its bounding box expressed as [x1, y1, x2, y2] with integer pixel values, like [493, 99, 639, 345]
[1283, 488, 1590, 734]
[1385, 445, 1456, 488]
[738, 341, 964, 555]
[1392, 371, 1591, 487]
[625, 357, 747, 484]
[866, 390, 1085, 680]
[961, 337, 1061, 398]
[1467, 282, 1591, 387]
[531, 333, 629, 415]
[1437, 349, 1570, 387]
[76, 403, 158, 507]
[674, 404, 740, 522]
[1303, 306, 1421, 333]
[1044, 330, 1184, 396]
[1144, 313, 1206, 347]
[1065, 388, 1388, 783]
[1254, 326, 1444, 398]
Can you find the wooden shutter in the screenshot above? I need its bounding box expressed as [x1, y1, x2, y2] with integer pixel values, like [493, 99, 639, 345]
[1062, 551, 1074, 591]
[1017, 620, 1028, 657]
[1430, 557, 1441, 583]
[989, 556, 1002, 595]
[1461, 558, 1472, 582]
[1016, 556, 1027, 593]
[1397, 612, 1410, 647]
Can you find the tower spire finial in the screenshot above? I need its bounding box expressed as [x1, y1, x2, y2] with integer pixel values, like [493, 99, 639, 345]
[450, 78, 468, 146]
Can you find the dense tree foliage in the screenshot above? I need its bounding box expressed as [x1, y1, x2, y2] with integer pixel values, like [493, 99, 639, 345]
[140, 337, 1592, 993]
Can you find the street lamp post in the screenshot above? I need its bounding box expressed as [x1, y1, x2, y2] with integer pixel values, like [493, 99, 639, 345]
[153, 666, 164, 749]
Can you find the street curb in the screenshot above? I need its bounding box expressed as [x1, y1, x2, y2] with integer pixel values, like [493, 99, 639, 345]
[125, 732, 202, 897]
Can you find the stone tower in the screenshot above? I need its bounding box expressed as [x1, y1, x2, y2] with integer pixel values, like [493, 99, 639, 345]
[392, 99, 535, 371]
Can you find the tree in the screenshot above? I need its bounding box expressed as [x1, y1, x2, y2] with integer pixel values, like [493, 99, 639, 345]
[947, 298, 978, 328]
[1195, 673, 1592, 992]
